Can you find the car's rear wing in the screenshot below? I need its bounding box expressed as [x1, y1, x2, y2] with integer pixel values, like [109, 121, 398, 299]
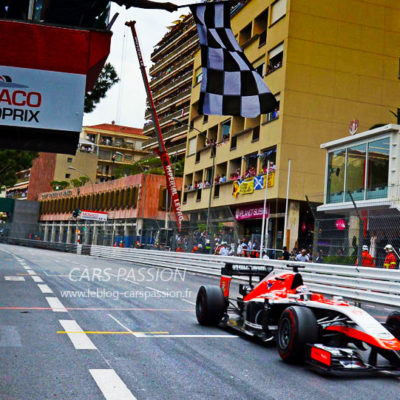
[220, 263, 273, 298]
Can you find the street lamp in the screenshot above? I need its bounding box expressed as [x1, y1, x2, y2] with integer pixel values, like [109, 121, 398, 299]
[68, 166, 95, 210]
[173, 117, 216, 251]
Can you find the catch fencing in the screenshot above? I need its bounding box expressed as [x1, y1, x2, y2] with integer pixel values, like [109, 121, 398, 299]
[89, 245, 400, 308]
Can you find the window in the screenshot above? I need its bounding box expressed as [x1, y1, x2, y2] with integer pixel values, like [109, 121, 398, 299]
[239, 23, 252, 47]
[259, 31, 266, 47]
[196, 188, 202, 201]
[203, 115, 208, 124]
[264, 93, 280, 122]
[253, 57, 265, 77]
[366, 138, 389, 199]
[135, 141, 142, 150]
[67, 157, 73, 163]
[267, 43, 283, 74]
[188, 137, 197, 155]
[213, 184, 220, 198]
[252, 126, 260, 142]
[345, 144, 366, 201]
[65, 173, 70, 178]
[327, 149, 346, 203]
[326, 138, 389, 204]
[230, 136, 237, 150]
[271, 0, 287, 25]
[221, 120, 231, 141]
[195, 68, 202, 84]
[195, 152, 201, 163]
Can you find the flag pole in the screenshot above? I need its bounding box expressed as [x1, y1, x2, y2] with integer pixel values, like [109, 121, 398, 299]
[283, 159, 291, 249]
[259, 161, 270, 258]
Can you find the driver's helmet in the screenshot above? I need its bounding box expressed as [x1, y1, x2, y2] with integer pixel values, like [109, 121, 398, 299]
[295, 285, 311, 299]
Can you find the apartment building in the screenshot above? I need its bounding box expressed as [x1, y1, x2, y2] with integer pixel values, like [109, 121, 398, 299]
[142, 13, 199, 159]
[182, 0, 400, 251]
[81, 123, 148, 182]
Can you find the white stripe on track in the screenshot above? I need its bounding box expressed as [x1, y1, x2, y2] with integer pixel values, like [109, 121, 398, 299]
[89, 369, 137, 400]
[32, 276, 43, 283]
[46, 297, 67, 312]
[108, 314, 145, 337]
[59, 320, 97, 350]
[27, 270, 37, 276]
[181, 298, 195, 305]
[38, 284, 53, 294]
[150, 334, 238, 338]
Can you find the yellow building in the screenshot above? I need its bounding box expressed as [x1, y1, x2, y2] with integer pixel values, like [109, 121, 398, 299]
[182, 0, 400, 250]
[81, 123, 149, 182]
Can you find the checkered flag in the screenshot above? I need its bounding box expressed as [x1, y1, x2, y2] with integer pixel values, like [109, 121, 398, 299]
[190, 1, 277, 118]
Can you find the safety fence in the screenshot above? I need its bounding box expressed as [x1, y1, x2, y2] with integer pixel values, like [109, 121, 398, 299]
[89, 245, 400, 308]
[0, 238, 399, 308]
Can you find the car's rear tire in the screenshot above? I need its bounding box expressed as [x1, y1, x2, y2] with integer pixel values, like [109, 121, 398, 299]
[277, 306, 318, 363]
[386, 311, 400, 340]
[196, 285, 225, 326]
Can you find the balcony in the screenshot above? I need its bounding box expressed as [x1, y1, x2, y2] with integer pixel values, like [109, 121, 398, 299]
[150, 37, 199, 79]
[150, 24, 197, 62]
[153, 70, 193, 102]
[142, 124, 187, 149]
[145, 89, 191, 120]
[143, 109, 189, 135]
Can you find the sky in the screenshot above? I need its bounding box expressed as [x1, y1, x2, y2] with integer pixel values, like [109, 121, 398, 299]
[83, 1, 193, 129]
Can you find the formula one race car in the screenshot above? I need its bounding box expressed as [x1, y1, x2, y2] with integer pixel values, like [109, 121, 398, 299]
[195, 263, 400, 374]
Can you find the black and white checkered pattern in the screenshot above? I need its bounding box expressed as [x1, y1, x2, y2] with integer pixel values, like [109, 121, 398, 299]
[190, 2, 277, 118]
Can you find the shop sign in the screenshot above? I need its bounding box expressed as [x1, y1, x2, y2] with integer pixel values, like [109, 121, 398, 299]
[235, 204, 269, 221]
[80, 210, 108, 221]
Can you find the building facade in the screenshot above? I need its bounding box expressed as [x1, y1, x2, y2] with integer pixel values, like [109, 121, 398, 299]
[142, 13, 199, 159]
[38, 174, 183, 247]
[11, 141, 98, 201]
[182, 0, 400, 251]
[81, 123, 148, 182]
[316, 124, 400, 264]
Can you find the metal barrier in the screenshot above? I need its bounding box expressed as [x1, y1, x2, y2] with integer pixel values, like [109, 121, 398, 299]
[1, 238, 399, 308]
[89, 245, 400, 308]
[0, 238, 77, 253]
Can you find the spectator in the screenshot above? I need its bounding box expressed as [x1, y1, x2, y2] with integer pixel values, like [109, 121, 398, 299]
[295, 249, 309, 262]
[218, 242, 230, 256]
[280, 246, 290, 260]
[262, 251, 269, 260]
[315, 251, 324, 263]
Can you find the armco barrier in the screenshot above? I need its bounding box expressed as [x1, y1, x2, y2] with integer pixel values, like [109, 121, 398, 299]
[1, 239, 399, 308]
[0, 238, 77, 253]
[89, 245, 400, 308]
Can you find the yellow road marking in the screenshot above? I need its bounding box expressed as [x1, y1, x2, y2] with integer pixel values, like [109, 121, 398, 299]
[57, 331, 169, 335]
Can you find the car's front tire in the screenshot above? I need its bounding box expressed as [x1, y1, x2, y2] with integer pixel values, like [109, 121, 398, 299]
[196, 285, 225, 326]
[277, 306, 318, 363]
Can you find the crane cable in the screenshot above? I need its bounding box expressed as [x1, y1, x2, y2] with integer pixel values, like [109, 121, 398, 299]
[116, 27, 128, 123]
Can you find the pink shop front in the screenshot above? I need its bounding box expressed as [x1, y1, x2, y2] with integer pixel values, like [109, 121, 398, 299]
[234, 202, 284, 250]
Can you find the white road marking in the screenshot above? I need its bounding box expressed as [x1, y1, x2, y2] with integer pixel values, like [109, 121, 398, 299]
[365, 305, 375, 308]
[23, 266, 31, 270]
[38, 284, 53, 294]
[59, 320, 97, 350]
[31, 276, 43, 283]
[385, 308, 395, 312]
[181, 298, 195, 305]
[46, 297, 67, 312]
[108, 314, 145, 337]
[150, 334, 238, 338]
[27, 270, 37, 276]
[89, 369, 137, 400]
[145, 286, 166, 295]
[4, 276, 25, 281]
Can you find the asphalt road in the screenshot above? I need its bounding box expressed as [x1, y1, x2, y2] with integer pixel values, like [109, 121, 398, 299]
[0, 243, 399, 400]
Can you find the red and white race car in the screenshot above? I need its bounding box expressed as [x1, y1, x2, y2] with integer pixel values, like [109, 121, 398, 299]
[195, 263, 400, 374]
